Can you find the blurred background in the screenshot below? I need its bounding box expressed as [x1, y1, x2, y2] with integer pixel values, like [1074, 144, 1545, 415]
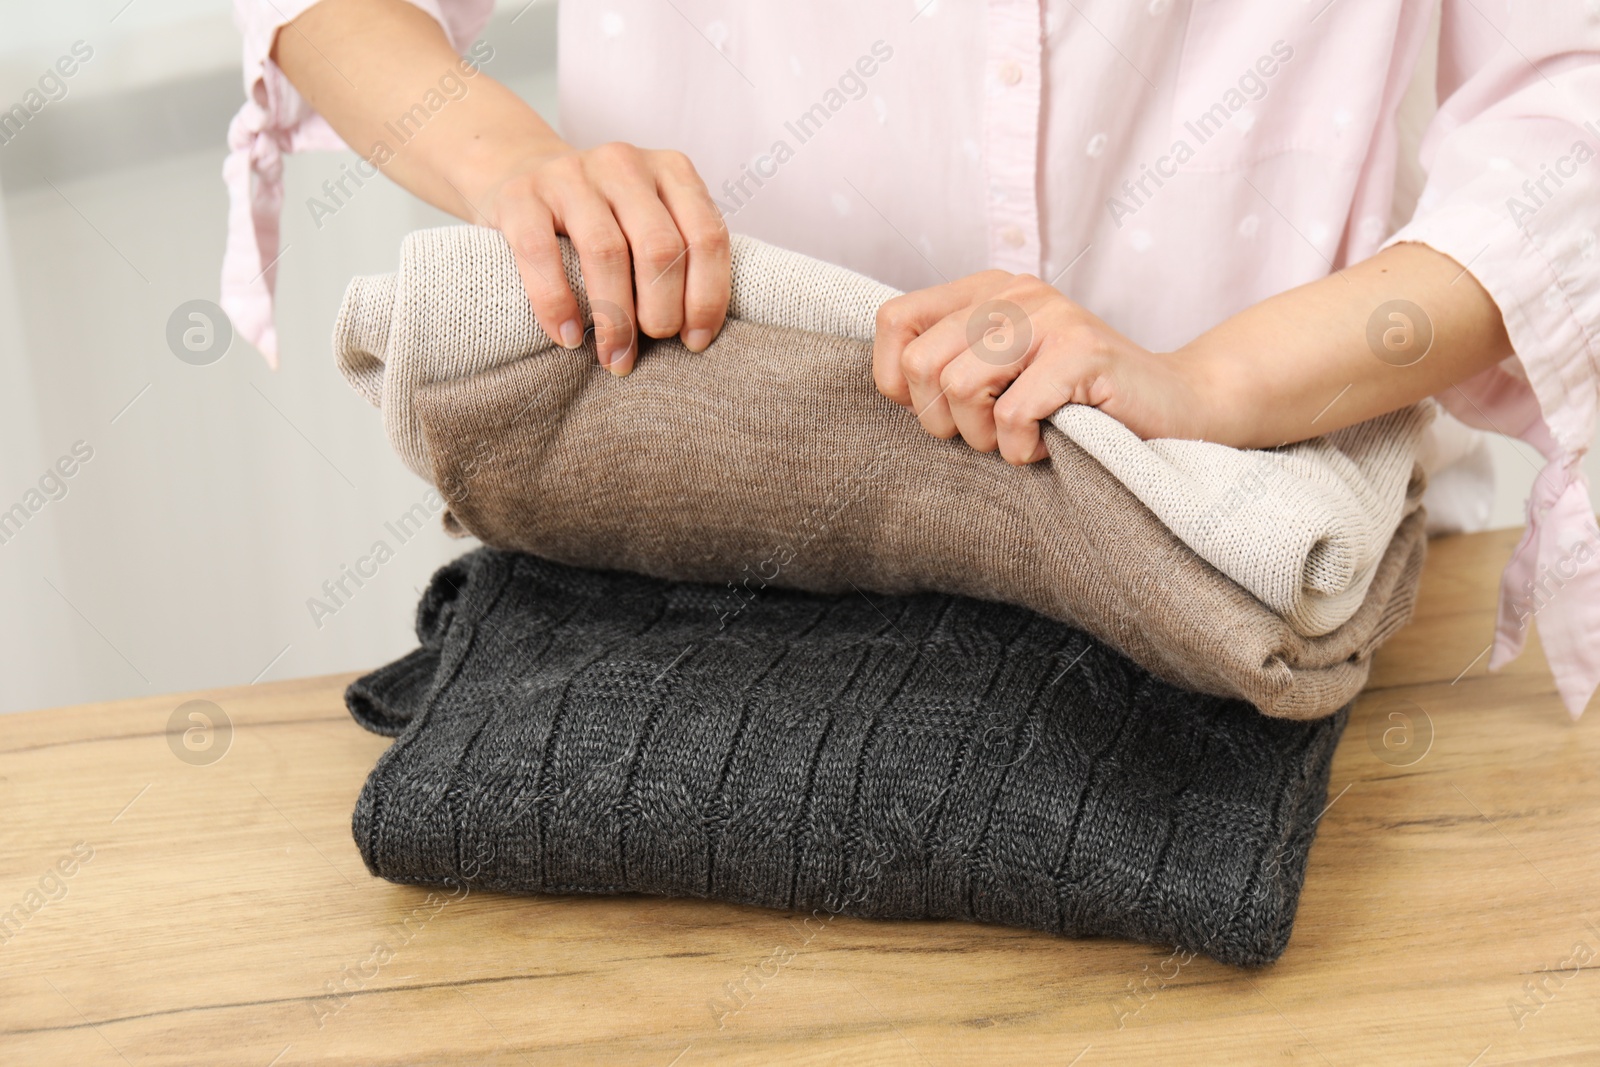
[0, 0, 1591, 714]
[0, 0, 555, 714]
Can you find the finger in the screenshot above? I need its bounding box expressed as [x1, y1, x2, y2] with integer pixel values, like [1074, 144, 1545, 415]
[873, 291, 952, 407]
[940, 346, 1032, 453]
[598, 161, 689, 345]
[654, 153, 731, 352]
[498, 194, 585, 350]
[940, 288, 1051, 450]
[872, 272, 1009, 407]
[901, 309, 979, 439]
[551, 185, 638, 373]
[994, 349, 1080, 465]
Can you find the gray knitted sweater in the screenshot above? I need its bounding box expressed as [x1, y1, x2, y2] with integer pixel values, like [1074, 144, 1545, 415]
[348, 548, 1347, 966]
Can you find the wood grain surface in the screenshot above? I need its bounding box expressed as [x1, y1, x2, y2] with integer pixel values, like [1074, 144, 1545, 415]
[2, 526, 1596, 1066]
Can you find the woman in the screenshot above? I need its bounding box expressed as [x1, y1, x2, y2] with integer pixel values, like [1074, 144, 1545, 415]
[224, 0, 1600, 716]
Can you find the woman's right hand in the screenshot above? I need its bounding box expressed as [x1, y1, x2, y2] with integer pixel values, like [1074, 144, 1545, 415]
[476, 139, 732, 375]
[273, 0, 731, 376]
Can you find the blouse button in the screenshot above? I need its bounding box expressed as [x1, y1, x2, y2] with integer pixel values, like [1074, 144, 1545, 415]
[998, 61, 1023, 86]
[1001, 226, 1026, 248]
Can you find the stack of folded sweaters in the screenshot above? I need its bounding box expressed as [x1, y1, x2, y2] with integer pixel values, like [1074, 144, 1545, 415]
[334, 228, 1429, 966]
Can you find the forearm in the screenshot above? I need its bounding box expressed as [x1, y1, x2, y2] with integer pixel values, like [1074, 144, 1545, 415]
[1183, 242, 1512, 448]
[271, 0, 561, 223]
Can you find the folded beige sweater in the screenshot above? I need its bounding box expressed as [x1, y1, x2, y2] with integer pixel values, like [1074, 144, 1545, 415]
[334, 226, 1427, 718]
[1052, 404, 1428, 635]
[338, 227, 1426, 638]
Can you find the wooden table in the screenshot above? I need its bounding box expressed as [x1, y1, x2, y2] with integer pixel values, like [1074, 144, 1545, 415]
[3, 527, 1596, 1066]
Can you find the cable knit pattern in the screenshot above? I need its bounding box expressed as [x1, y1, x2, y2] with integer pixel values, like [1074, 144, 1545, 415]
[347, 549, 1348, 967]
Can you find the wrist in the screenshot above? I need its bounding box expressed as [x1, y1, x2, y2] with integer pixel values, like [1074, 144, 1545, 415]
[457, 142, 570, 224]
[1169, 338, 1260, 447]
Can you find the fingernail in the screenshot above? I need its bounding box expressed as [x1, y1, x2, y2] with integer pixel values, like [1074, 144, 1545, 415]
[607, 352, 632, 377]
[684, 328, 712, 352]
[559, 319, 583, 349]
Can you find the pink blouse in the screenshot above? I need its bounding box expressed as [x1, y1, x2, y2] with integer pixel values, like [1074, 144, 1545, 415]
[225, 0, 1600, 719]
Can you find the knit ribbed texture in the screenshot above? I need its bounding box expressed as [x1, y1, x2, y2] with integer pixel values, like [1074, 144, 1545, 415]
[347, 548, 1349, 967]
[415, 315, 1427, 720]
[1051, 404, 1429, 635]
[332, 228, 901, 484]
[333, 224, 1426, 638]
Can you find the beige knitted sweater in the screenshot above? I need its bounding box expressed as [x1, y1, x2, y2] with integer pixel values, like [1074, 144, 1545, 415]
[334, 226, 1427, 718]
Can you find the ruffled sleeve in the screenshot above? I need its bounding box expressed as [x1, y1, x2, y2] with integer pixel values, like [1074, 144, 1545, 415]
[222, 0, 494, 367]
[1382, 0, 1600, 718]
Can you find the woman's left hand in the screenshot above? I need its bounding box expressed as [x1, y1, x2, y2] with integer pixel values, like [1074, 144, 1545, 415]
[871, 271, 1220, 464]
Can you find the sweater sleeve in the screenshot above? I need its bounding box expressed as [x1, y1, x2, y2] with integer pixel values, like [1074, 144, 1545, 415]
[1384, 0, 1600, 719]
[221, 0, 496, 367]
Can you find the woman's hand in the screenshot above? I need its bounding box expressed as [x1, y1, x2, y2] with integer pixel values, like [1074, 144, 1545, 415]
[872, 271, 1218, 464]
[273, 0, 731, 376]
[874, 240, 1514, 459]
[475, 140, 731, 375]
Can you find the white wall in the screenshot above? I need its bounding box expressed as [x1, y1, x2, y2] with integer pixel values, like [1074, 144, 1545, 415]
[0, 0, 557, 713]
[1, 0, 240, 98]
